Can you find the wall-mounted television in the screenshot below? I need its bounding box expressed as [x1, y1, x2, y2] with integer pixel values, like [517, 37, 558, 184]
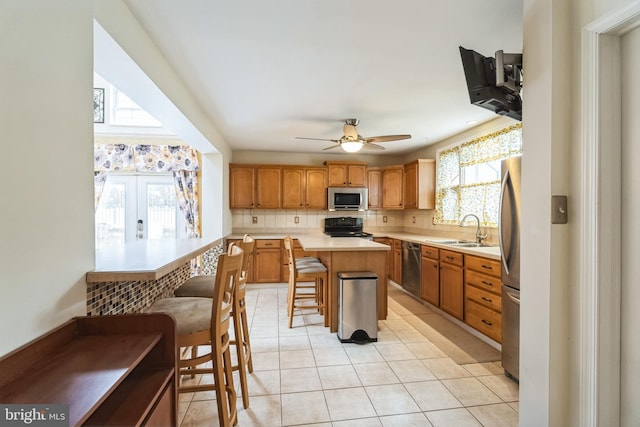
[459, 46, 522, 121]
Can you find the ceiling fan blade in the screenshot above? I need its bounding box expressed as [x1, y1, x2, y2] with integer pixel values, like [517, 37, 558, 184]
[322, 144, 342, 151]
[363, 143, 385, 150]
[365, 134, 412, 143]
[295, 137, 341, 142]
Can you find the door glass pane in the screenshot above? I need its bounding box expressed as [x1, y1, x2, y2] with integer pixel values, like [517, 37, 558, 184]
[95, 183, 126, 247]
[146, 183, 177, 239]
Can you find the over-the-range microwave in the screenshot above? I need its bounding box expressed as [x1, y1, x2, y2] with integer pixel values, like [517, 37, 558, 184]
[327, 187, 368, 211]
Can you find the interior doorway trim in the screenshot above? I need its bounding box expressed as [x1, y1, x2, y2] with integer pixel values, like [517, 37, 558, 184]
[580, 3, 640, 426]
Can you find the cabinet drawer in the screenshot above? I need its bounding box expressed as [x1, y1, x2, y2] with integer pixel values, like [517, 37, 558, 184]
[465, 284, 502, 312]
[465, 299, 502, 343]
[256, 239, 281, 249]
[440, 249, 463, 267]
[465, 255, 500, 277]
[465, 269, 501, 295]
[421, 245, 439, 260]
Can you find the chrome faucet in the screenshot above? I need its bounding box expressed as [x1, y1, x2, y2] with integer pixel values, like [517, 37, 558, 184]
[459, 214, 488, 244]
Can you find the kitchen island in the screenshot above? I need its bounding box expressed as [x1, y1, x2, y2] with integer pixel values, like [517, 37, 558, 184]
[296, 235, 390, 332]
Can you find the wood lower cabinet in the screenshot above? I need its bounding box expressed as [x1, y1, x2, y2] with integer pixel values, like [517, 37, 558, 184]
[439, 249, 464, 320]
[254, 239, 282, 283]
[0, 314, 177, 427]
[374, 237, 392, 279]
[464, 255, 502, 342]
[420, 245, 440, 306]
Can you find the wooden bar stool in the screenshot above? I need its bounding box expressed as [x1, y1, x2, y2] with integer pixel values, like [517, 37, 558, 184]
[146, 245, 244, 427]
[284, 236, 328, 328]
[172, 235, 255, 409]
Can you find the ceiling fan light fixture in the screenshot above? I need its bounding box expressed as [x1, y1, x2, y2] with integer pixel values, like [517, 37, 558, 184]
[341, 141, 363, 153]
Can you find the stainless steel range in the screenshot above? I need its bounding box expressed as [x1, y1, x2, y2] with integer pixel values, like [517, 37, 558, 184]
[323, 217, 373, 240]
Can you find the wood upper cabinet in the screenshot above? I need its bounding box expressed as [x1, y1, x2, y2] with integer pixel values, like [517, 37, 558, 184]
[255, 167, 282, 208]
[305, 167, 328, 209]
[420, 245, 440, 306]
[230, 165, 255, 208]
[404, 159, 436, 210]
[439, 249, 464, 320]
[382, 166, 404, 209]
[325, 161, 367, 187]
[282, 168, 306, 209]
[367, 168, 382, 209]
[282, 167, 327, 209]
[229, 164, 281, 209]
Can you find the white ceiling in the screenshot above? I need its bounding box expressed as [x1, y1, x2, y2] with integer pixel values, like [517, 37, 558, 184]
[122, 0, 523, 155]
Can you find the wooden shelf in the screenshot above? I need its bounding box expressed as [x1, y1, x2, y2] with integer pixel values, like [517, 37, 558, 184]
[0, 314, 177, 427]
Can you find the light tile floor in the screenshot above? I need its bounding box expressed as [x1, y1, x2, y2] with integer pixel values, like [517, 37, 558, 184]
[178, 284, 519, 426]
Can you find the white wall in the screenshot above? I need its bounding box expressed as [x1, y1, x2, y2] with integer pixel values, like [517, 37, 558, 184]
[0, 2, 94, 356]
[620, 23, 640, 427]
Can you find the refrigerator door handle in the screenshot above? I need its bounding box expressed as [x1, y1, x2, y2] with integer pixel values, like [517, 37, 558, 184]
[499, 169, 511, 276]
[506, 291, 520, 305]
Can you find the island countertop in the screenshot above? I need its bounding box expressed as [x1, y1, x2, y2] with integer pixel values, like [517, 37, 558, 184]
[86, 238, 220, 283]
[296, 235, 390, 252]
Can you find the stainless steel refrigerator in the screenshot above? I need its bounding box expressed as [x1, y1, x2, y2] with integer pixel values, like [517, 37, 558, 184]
[500, 156, 521, 382]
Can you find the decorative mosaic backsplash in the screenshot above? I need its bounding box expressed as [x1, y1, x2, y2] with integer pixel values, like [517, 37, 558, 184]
[86, 241, 226, 316]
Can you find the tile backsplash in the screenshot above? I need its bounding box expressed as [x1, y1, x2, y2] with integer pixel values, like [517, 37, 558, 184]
[231, 208, 497, 244]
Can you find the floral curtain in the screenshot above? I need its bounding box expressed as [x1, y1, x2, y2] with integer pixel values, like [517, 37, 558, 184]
[434, 123, 522, 227]
[94, 171, 107, 212]
[94, 143, 201, 236]
[94, 144, 199, 173]
[173, 170, 200, 238]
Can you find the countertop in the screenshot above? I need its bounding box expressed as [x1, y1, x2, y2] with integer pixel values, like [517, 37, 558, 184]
[87, 238, 221, 283]
[228, 231, 501, 260]
[296, 235, 389, 251]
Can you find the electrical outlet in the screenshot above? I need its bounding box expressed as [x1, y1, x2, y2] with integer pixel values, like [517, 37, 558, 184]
[383, 216, 388, 223]
[412, 216, 416, 224]
[252, 216, 258, 224]
[294, 216, 300, 224]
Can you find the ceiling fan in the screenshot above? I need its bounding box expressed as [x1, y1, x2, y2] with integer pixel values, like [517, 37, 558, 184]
[295, 119, 411, 153]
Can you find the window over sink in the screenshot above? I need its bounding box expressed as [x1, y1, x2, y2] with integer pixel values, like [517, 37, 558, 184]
[434, 123, 522, 227]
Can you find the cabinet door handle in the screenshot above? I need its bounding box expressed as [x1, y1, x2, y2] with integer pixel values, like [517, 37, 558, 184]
[446, 256, 454, 261]
[481, 319, 493, 326]
[481, 296, 493, 303]
[481, 280, 492, 287]
[481, 265, 493, 270]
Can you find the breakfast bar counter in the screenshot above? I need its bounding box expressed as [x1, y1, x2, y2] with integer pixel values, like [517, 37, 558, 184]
[296, 235, 390, 332]
[87, 238, 219, 283]
[85, 238, 222, 316]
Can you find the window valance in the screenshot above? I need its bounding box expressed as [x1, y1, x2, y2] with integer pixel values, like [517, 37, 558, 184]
[94, 144, 200, 173]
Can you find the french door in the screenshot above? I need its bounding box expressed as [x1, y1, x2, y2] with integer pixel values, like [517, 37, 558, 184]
[95, 174, 186, 247]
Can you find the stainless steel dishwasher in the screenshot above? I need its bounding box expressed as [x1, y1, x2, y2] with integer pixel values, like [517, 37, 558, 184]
[401, 241, 421, 298]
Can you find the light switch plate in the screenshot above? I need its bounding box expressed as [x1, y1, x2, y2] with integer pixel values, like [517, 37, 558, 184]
[551, 195, 568, 224]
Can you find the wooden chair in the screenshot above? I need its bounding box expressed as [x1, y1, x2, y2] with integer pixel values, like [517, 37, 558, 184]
[146, 244, 244, 427]
[171, 235, 255, 410]
[283, 236, 328, 328]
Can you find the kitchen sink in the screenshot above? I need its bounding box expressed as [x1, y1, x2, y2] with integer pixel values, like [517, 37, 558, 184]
[448, 242, 497, 248]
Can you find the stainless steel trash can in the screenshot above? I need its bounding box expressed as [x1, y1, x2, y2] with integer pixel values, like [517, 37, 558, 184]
[337, 272, 378, 343]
